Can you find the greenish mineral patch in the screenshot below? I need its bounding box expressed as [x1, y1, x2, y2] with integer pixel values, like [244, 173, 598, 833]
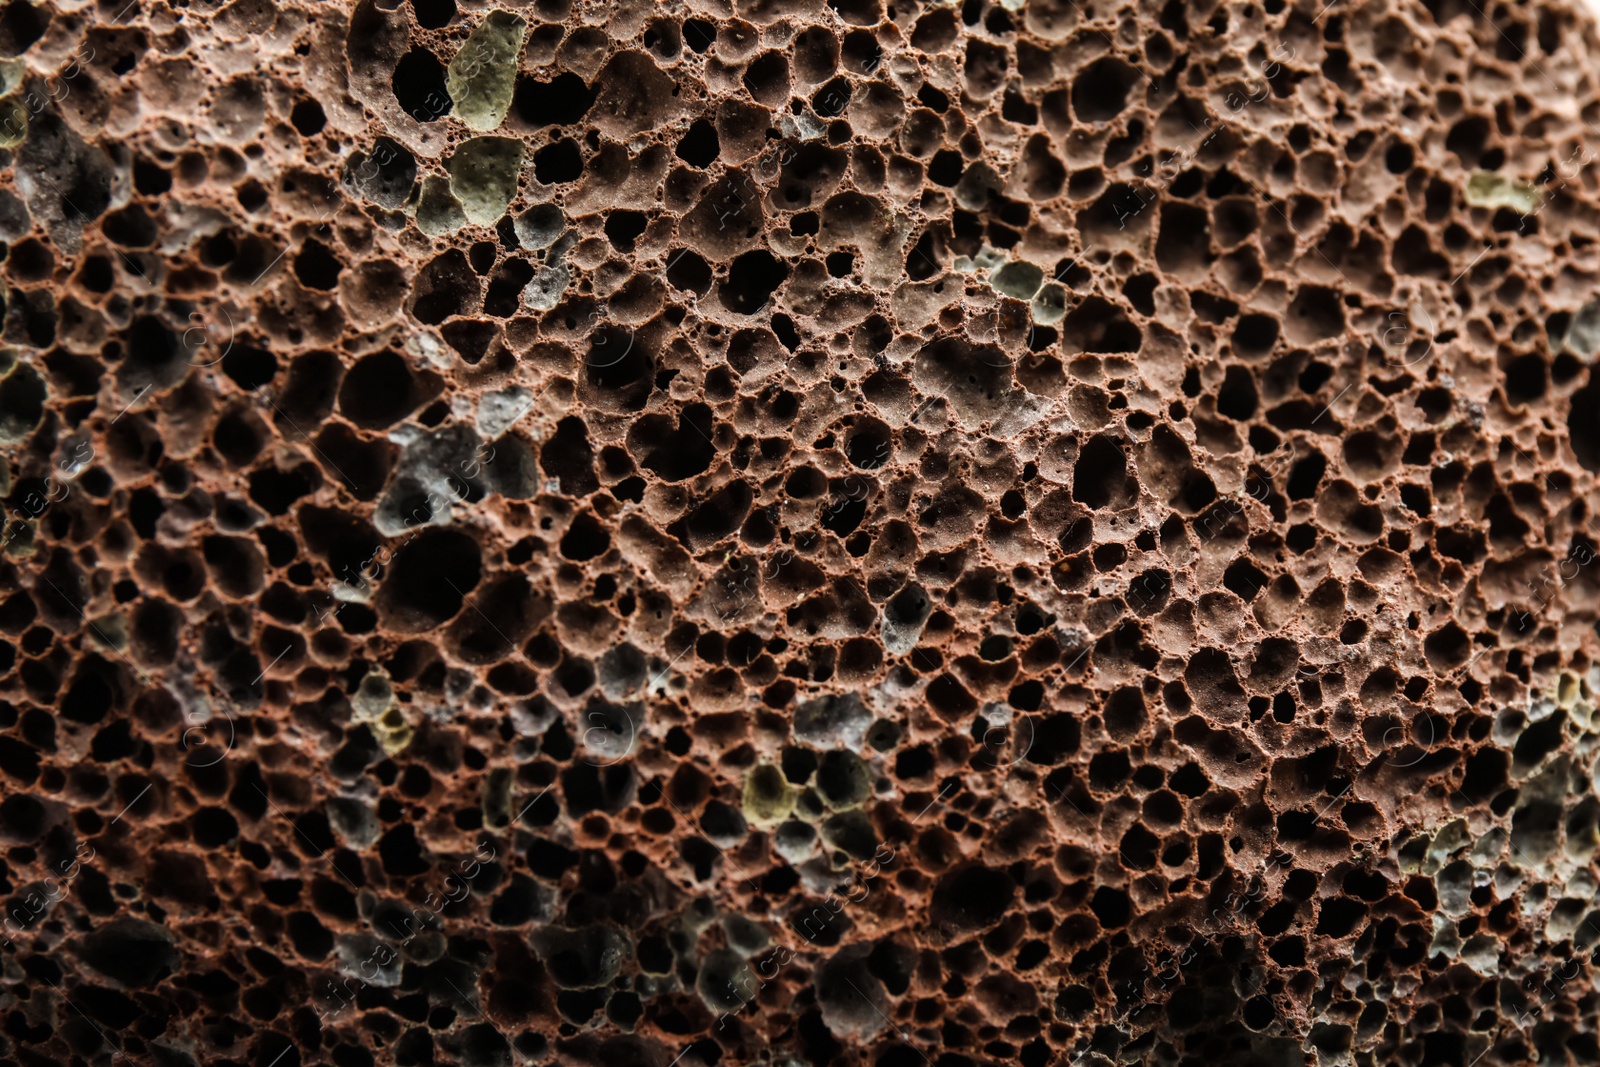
[953, 247, 1008, 274]
[1, 519, 32, 557]
[0, 60, 25, 147]
[1552, 669, 1597, 729]
[990, 260, 1043, 301]
[954, 161, 1003, 211]
[415, 176, 468, 236]
[446, 136, 524, 226]
[0, 59, 24, 99]
[513, 203, 565, 249]
[1031, 282, 1068, 325]
[446, 10, 526, 132]
[1565, 299, 1600, 358]
[351, 670, 412, 755]
[87, 613, 128, 654]
[967, 252, 1066, 324]
[742, 763, 795, 826]
[521, 261, 570, 310]
[1465, 170, 1542, 214]
[0, 98, 26, 150]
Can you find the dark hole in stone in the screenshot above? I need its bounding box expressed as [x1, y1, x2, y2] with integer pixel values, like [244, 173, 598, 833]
[338, 351, 421, 430]
[378, 823, 429, 876]
[1315, 897, 1367, 937]
[603, 210, 649, 253]
[1217, 365, 1258, 420]
[79, 919, 178, 987]
[812, 75, 853, 117]
[1569, 374, 1600, 471]
[514, 72, 596, 128]
[541, 416, 600, 496]
[719, 249, 788, 314]
[928, 150, 963, 186]
[379, 527, 482, 630]
[291, 99, 327, 136]
[683, 18, 716, 52]
[411, 0, 456, 29]
[392, 48, 452, 123]
[1287, 451, 1326, 499]
[631, 405, 715, 482]
[930, 864, 1015, 930]
[1062, 296, 1141, 353]
[1089, 885, 1131, 928]
[468, 240, 497, 274]
[675, 119, 720, 167]
[484, 259, 536, 317]
[248, 463, 320, 515]
[666, 248, 712, 295]
[0, 793, 47, 839]
[412, 250, 479, 325]
[221, 343, 277, 391]
[442, 320, 499, 365]
[1233, 313, 1279, 357]
[1073, 57, 1140, 122]
[0, 3, 46, 56]
[294, 240, 342, 290]
[1073, 436, 1129, 509]
[534, 140, 584, 184]
[102, 205, 158, 248]
[745, 52, 790, 103]
[560, 513, 611, 561]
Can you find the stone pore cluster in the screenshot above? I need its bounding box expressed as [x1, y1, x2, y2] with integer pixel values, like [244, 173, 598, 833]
[1, 0, 1600, 1064]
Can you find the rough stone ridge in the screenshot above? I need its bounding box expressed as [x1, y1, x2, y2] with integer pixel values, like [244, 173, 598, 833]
[0, 0, 1599, 1065]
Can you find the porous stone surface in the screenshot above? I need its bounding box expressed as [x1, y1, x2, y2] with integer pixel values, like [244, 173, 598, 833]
[1, 0, 1600, 1065]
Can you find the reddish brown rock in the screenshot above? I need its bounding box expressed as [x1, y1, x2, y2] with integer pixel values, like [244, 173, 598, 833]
[1, 0, 1599, 1065]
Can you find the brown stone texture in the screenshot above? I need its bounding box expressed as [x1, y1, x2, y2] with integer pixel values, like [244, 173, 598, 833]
[2, 0, 1600, 1065]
